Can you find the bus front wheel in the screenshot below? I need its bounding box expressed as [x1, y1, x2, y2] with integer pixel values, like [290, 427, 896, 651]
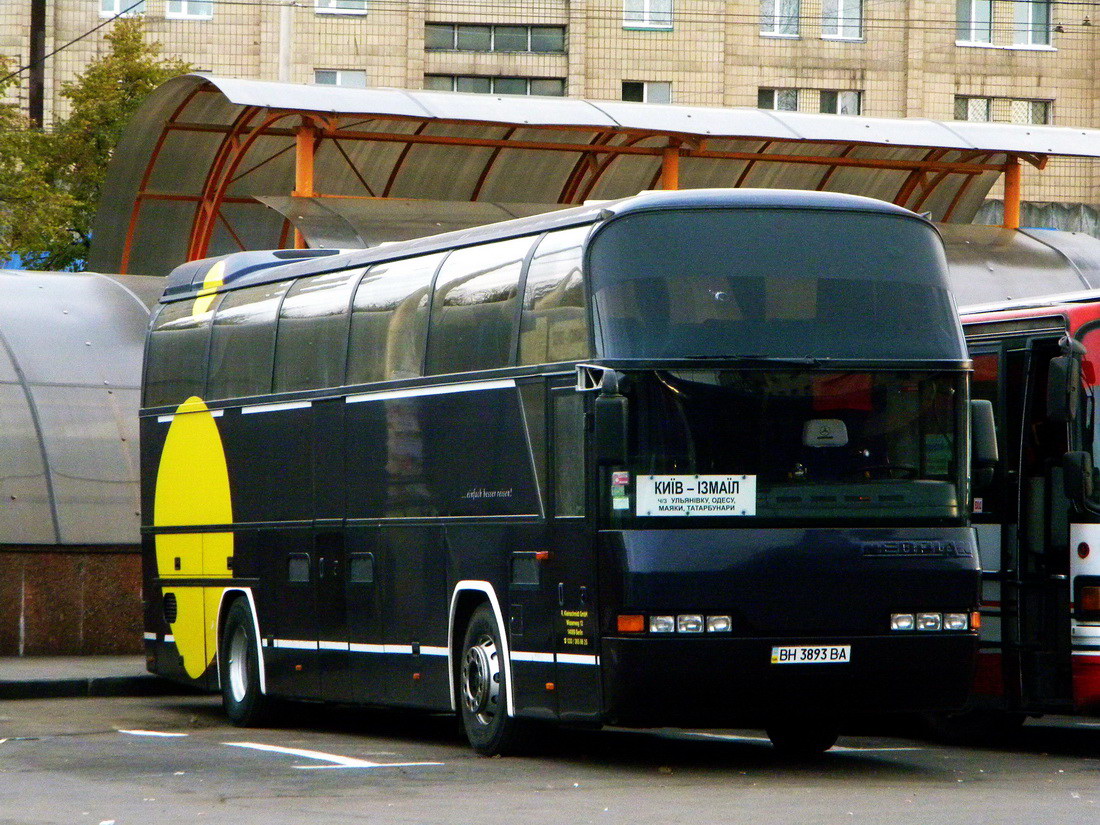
[220, 598, 271, 727]
[765, 718, 839, 758]
[459, 604, 522, 756]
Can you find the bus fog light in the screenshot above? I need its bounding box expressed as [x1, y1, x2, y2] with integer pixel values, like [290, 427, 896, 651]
[649, 615, 675, 633]
[943, 613, 969, 631]
[677, 614, 704, 633]
[706, 615, 732, 633]
[890, 613, 914, 631]
[916, 612, 942, 631]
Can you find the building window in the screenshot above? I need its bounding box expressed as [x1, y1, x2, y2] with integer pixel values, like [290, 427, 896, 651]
[1014, 0, 1051, 46]
[99, 0, 145, 16]
[954, 96, 992, 121]
[424, 75, 566, 96]
[820, 89, 862, 115]
[758, 88, 799, 111]
[315, 0, 368, 15]
[761, 0, 800, 36]
[314, 69, 367, 88]
[1010, 98, 1051, 124]
[165, 0, 212, 18]
[822, 0, 861, 39]
[956, 0, 993, 43]
[425, 24, 566, 53]
[624, 0, 673, 29]
[622, 81, 672, 104]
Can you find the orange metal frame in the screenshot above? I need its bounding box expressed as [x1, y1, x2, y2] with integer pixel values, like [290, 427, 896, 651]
[118, 88, 1043, 271]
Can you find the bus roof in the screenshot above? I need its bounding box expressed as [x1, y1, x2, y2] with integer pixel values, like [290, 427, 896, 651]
[162, 188, 924, 303]
[960, 288, 1100, 317]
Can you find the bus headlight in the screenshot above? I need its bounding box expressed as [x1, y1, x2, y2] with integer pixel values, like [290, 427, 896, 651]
[890, 613, 914, 631]
[943, 613, 969, 631]
[706, 615, 732, 633]
[649, 615, 675, 633]
[677, 615, 704, 633]
[916, 612, 942, 631]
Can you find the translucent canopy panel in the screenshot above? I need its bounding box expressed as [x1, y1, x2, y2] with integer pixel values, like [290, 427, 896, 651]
[89, 75, 1100, 278]
[0, 272, 157, 545]
[941, 225, 1100, 309]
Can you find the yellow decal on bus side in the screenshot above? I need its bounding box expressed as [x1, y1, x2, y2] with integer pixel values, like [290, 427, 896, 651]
[154, 395, 234, 679]
[192, 259, 226, 317]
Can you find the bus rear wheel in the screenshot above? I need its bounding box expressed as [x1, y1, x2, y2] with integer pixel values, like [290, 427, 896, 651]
[765, 718, 839, 758]
[459, 604, 522, 756]
[220, 598, 271, 727]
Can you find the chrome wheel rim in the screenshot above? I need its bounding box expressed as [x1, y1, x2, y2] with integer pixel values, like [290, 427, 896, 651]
[462, 633, 501, 726]
[227, 624, 250, 704]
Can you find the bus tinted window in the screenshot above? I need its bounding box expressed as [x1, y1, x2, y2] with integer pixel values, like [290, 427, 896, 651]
[348, 253, 444, 384]
[144, 299, 218, 407]
[520, 226, 591, 365]
[427, 237, 531, 375]
[207, 282, 290, 400]
[589, 209, 964, 361]
[273, 269, 359, 392]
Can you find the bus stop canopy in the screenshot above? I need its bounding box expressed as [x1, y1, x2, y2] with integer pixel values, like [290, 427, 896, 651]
[0, 271, 158, 545]
[89, 74, 1100, 278]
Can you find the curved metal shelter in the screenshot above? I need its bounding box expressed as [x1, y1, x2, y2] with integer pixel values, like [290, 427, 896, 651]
[0, 271, 158, 545]
[89, 74, 1100, 278]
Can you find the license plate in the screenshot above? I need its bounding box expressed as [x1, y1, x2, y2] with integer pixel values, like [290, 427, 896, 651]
[770, 645, 851, 664]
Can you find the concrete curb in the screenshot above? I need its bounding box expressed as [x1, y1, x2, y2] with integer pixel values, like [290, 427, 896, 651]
[0, 675, 193, 701]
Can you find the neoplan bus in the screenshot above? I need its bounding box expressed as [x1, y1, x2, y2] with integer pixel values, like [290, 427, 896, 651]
[141, 189, 983, 756]
[958, 287, 1100, 731]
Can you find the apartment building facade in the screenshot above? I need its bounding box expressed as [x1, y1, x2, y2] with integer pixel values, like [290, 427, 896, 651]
[1, 0, 1097, 206]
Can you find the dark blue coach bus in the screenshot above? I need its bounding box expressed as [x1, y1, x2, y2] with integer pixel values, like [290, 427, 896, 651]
[141, 189, 982, 756]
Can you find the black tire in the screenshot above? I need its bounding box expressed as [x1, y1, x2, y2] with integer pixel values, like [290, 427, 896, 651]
[766, 718, 840, 759]
[220, 598, 271, 727]
[459, 604, 523, 756]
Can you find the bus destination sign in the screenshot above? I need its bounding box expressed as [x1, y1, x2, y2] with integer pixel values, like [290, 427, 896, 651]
[635, 474, 756, 516]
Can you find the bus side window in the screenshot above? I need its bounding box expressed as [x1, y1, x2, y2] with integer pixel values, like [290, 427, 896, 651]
[520, 226, 592, 365]
[553, 392, 585, 516]
[1078, 327, 1100, 470]
[347, 253, 445, 384]
[144, 299, 219, 407]
[426, 237, 531, 375]
[273, 269, 360, 392]
[206, 282, 291, 401]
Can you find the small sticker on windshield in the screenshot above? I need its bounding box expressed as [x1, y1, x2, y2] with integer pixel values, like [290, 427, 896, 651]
[635, 475, 756, 517]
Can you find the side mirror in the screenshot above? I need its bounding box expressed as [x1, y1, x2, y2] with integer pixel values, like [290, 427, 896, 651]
[970, 399, 998, 492]
[1064, 451, 1096, 507]
[594, 371, 628, 465]
[1048, 337, 1085, 423]
[1047, 355, 1076, 422]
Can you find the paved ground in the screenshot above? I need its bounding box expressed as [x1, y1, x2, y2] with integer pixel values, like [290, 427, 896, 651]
[1, 693, 1099, 825]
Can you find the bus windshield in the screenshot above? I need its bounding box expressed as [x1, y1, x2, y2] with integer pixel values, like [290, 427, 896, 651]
[613, 369, 963, 522]
[589, 208, 964, 362]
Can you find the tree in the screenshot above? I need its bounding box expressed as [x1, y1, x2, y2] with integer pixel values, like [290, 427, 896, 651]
[0, 19, 190, 270]
[0, 61, 74, 268]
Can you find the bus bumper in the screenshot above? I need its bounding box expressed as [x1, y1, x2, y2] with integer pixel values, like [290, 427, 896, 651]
[599, 634, 978, 726]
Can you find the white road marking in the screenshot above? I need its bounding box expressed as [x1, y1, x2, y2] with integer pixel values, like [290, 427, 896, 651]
[223, 741, 442, 769]
[118, 730, 189, 738]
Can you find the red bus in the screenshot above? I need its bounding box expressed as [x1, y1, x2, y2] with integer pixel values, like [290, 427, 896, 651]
[953, 225, 1100, 730]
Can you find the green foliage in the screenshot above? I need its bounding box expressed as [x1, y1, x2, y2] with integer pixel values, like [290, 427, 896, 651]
[0, 60, 74, 268]
[0, 19, 190, 270]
